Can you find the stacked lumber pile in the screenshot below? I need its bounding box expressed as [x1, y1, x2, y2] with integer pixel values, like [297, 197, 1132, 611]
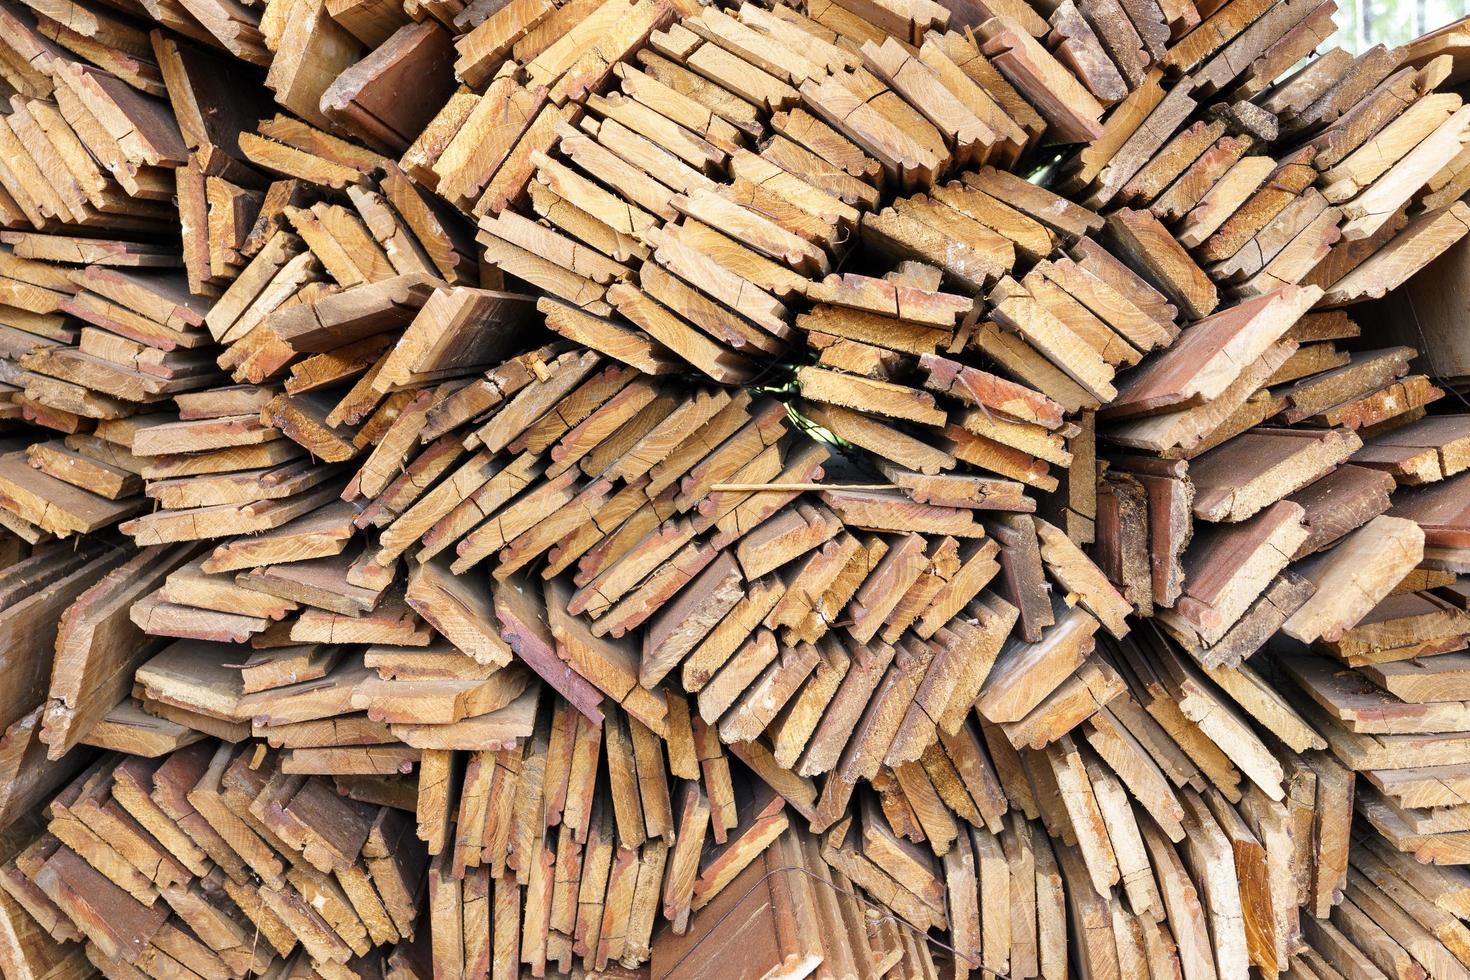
[1, 0, 1470, 975]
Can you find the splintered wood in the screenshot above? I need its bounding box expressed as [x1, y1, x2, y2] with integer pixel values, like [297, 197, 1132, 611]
[0, 0, 1469, 977]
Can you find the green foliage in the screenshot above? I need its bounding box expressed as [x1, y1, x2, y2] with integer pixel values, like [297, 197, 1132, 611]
[1335, 0, 1467, 52]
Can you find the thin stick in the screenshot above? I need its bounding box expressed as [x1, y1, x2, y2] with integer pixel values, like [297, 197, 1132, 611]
[708, 482, 899, 492]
